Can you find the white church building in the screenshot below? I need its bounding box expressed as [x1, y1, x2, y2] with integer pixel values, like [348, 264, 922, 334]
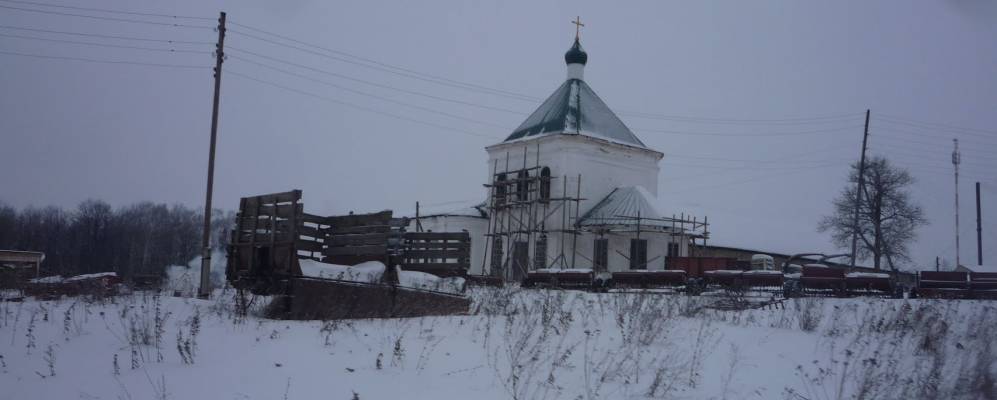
[412, 35, 708, 281]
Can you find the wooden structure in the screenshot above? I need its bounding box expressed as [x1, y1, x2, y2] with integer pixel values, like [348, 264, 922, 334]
[916, 271, 970, 299]
[225, 190, 472, 319]
[24, 272, 122, 299]
[0, 250, 44, 289]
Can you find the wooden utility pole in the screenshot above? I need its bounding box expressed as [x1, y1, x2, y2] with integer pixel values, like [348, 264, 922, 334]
[977, 182, 983, 265]
[850, 109, 870, 267]
[199, 11, 226, 298]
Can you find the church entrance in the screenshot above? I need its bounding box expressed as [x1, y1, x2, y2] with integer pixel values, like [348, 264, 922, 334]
[512, 241, 529, 281]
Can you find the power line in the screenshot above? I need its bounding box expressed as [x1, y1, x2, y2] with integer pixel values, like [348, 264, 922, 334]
[873, 124, 997, 148]
[226, 69, 503, 140]
[227, 44, 866, 138]
[0, 32, 210, 54]
[0, 4, 213, 29]
[0, 49, 207, 69]
[666, 153, 851, 165]
[618, 111, 864, 125]
[879, 113, 996, 136]
[227, 20, 868, 126]
[664, 160, 845, 171]
[227, 54, 511, 130]
[0, 24, 214, 44]
[227, 24, 539, 102]
[877, 115, 997, 141]
[0, 0, 213, 20]
[225, 46, 525, 115]
[633, 124, 864, 137]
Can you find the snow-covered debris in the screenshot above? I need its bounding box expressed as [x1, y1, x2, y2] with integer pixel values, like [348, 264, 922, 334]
[299, 259, 385, 283]
[395, 267, 465, 294]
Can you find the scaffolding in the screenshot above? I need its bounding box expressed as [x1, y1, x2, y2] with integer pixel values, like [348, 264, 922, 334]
[480, 144, 584, 281]
[578, 211, 710, 267]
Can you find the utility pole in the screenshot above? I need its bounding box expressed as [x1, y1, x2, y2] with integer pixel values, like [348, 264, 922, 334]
[977, 182, 983, 265]
[952, 139, 961, 270]
[850, 109, 870, 267]
[199, 11, 227, 299]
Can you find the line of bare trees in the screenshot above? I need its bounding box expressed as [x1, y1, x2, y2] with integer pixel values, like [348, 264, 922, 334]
[0, 199, 234, 278]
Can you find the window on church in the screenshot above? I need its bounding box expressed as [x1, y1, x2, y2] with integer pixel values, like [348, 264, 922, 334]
[593, 238, 608, 271]
[516, 170, 529, 202]
[539, 167, 551, 202]
[495, 174, 507, 206]
[629, 239, 648, 270]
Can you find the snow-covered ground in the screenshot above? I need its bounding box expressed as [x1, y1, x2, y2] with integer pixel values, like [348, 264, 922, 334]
[1, 288, 995, 399]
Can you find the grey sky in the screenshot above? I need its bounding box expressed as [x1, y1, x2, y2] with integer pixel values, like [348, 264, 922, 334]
[1, 0, 995, 269]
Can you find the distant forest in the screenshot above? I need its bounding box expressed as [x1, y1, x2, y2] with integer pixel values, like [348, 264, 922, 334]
[0, 200, 235, 278]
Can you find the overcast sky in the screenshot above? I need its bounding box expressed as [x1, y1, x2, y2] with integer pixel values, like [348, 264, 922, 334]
[1, 0, 995, 269]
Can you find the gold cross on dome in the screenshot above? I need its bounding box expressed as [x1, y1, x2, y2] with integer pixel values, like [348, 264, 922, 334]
[572, 16, 585, 40]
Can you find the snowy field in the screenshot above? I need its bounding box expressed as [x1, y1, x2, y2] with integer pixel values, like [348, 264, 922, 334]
[1, 287, 995, 399]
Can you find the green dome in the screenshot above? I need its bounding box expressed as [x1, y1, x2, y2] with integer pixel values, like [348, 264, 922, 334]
[564, 38, 588, 65]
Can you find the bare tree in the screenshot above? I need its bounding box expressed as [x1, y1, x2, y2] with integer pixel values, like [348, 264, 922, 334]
[819, 156, 927, 270]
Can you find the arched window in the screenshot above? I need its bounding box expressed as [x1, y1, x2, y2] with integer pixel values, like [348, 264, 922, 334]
[516, 170, 529, 201]
[539, 167, 551, 202]
[495, 174, 507, 206]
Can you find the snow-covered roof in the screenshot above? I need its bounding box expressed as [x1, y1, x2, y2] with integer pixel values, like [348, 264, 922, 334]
[503, 79, 646, 149]
[578, 186, 671, 228]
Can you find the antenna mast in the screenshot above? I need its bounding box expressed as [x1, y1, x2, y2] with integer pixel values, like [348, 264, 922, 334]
[953, 138, 961, 269]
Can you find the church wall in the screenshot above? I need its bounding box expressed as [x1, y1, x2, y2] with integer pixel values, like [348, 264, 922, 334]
[566, 232, 688, 272]
[485, 134, 661, 218]
[482, 134, 674, 278]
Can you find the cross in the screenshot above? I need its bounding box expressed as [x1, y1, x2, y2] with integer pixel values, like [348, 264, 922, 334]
[572, 16, 585, 40]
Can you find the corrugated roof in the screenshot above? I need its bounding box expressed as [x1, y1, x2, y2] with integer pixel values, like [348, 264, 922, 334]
[578, 186, 667, 227]
[503, 79, 647, 148]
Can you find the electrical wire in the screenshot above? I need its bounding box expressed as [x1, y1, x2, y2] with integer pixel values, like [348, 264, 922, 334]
[226, 69, 503, 140]
[0, 0, 213, 20]
[0, 4, 213, 29]
[0, 32, 210, 54]
[0, 49, 207, 69]
[225, 46, 525, 115]
[633, 124, 864, 137]
[227, 26, 539, 102]
[227, 20, 871, 126]
[227, 54, 511, 130]
[0, 24, 214, 44]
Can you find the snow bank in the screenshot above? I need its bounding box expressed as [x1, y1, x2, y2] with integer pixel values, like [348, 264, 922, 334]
[532, 268, 592, 274]
[846, 272, 891, 279]
[28, 275, 63, 284]
[706, 269, 744, 275]
[396, 267, 465, 294]
[299, 259, 385, 283]
[64, 272, 117, 282]
[743, 270, 783, 275]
